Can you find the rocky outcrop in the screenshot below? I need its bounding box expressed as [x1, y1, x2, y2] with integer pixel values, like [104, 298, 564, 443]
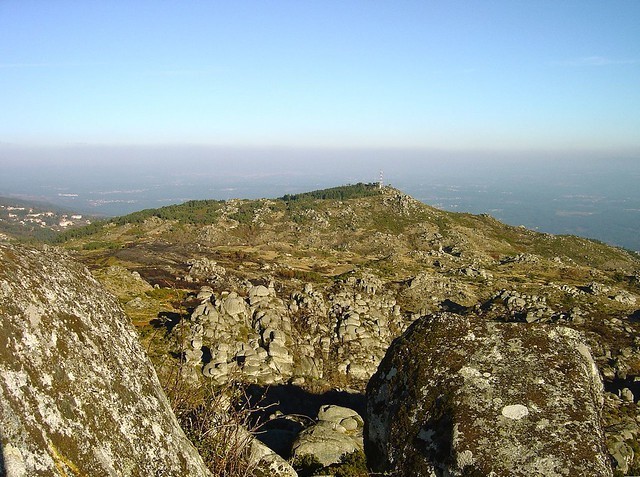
[184, 257, 227, 282]
[183, 283, 297, 385]
[0, 243, 211, 477]
[327, 274, 402, 381]
[366, 313, 613, 476]
[493, 289, 556, 323]
[179, 272, 406, 387]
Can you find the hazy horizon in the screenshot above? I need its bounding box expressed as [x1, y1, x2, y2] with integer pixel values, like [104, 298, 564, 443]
[1, 144, 639, 252]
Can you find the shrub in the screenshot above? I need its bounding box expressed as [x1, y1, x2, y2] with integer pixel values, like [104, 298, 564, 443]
[292, 450, 370, 477]
[291, 453, 324, 477]
[160, 365, 260, 477]
[332, 450, 369, 477]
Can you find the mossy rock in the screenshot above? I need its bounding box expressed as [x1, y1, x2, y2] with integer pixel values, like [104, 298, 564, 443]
[365, 313, 613, 476]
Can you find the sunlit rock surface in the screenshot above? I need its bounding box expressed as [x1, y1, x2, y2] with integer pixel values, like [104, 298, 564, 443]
[0, 243, 210, 477]
[366, 313, 613, 476]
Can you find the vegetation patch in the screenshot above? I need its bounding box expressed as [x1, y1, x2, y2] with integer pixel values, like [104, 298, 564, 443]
[82, 240, 121, 251]
[280, 183, 380, 202]
[161, 370, 261, 477]
[292, 451, 369, 477]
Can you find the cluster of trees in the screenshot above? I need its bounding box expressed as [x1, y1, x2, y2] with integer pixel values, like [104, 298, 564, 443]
[0, 222, 59, 243]
[279, 183, 379, 202]
[110, 200, 225, 226]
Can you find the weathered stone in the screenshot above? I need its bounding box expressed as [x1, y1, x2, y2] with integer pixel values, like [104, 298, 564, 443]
[317, 405, 363, 426]
[291, 422, 361, 467]
[621, 388, 635, 402]
[341, 417, 359, 431]
[366, 313, 612, 477]
[197, 285, 215, 299]
[290, 404, 364, 468]
[250, 441, 298, 477]
[294, 355, 322, 379]
[185, 347, 204, 363]
[614, 291, 637, 305]
[187, 258, 226, 280]
[223, 293, 246, 316]
[268, 341, 291, 360]
[347, 362, 371, 381]
[0, 243, 211, 477]
[249, 285, 271, 298]
[608, 439, 635, 473]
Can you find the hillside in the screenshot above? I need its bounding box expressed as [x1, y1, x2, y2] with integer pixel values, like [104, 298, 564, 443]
[53, 184, 640, 474]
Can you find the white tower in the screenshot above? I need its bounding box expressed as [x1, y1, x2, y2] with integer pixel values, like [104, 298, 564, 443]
[378, 170, 384, 189]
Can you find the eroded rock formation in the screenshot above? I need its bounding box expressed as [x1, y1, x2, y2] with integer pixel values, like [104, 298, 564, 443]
[291, 405, 364, 467]
[176, 272, 406, 387]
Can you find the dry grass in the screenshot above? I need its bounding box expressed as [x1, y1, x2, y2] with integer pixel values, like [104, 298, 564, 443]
[160, 363, 264, 476]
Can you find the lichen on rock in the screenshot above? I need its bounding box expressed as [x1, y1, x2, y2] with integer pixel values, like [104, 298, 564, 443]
[0, 242, 211, 476]
[365, 312, 613, 476]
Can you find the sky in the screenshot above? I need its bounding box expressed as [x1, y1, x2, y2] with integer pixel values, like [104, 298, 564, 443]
[1, 0, 639, 153]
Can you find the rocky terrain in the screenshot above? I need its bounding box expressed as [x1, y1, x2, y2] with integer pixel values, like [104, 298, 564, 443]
[4, 184, 639, 475]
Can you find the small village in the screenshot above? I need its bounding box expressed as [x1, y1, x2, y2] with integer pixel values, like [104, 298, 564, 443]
[0, 201, 93, 236]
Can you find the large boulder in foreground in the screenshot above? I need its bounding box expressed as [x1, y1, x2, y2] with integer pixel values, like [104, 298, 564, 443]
[365, 313, 612, 476]
[0, 243, 210, 476]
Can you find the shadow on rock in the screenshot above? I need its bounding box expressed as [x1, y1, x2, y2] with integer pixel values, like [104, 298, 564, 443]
[0, 444, 6, 477]
[150, 311, 182, 333]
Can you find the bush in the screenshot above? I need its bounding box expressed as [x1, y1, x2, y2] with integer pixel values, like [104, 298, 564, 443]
[291, 453, 324, 477]
[332, 451, 369, 477]
[292, 451, 370, 477]
[160, 366, 260, 477]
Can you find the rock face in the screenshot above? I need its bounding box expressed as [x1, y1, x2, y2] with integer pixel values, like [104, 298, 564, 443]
[366, 313, 613, 476]
[0, 243, 211, 477]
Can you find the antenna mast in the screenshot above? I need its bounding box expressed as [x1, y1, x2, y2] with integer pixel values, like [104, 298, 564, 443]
[378, 170, 384, 189]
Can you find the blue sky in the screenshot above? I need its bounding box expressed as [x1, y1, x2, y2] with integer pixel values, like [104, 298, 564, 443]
[1, 1, 639, 152]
